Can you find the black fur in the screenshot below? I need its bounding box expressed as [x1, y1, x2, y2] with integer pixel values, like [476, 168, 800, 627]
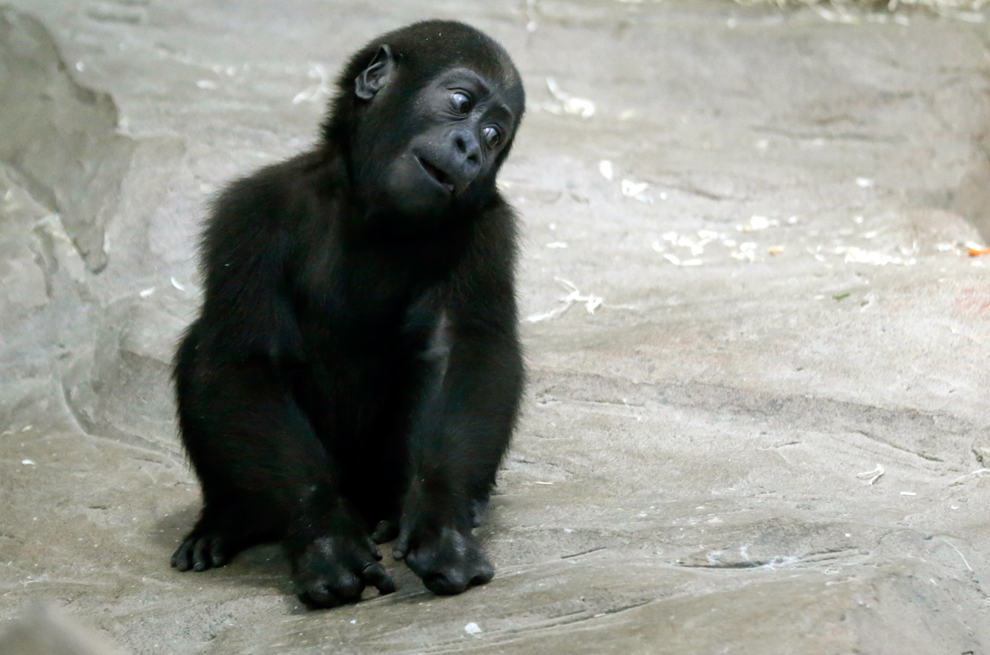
[170, 20, 525, 608]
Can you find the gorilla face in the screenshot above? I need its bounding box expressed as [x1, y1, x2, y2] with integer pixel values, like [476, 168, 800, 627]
[387, 67, 517, 213]
[350, 47, 522, 221]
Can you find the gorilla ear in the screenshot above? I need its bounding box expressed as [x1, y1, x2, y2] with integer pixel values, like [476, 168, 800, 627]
[354, 45, 395, 100]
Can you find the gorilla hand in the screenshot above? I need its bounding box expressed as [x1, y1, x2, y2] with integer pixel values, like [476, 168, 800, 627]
[392, 500, 493, 595]
[289, 510, 395, 609]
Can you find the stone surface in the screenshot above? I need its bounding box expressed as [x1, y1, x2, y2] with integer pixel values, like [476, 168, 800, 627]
[1, 1, 989, 653]
[0, 604, 124, 655]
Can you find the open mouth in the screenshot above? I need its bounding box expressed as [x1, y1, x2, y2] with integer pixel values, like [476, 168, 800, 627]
[417, 157, 455, 195]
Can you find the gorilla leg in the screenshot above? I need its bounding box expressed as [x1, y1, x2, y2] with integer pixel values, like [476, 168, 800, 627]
[171, 371, 324, 572]
[172, 335, 393, 606]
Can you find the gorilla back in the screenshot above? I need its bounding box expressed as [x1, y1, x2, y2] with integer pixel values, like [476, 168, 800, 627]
[170, 21, 525, 608]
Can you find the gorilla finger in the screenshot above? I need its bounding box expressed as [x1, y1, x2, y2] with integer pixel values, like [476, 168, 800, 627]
[171, 541, 193, 571]
[469, 559, 495, 587]
[170, 545, 181, 569]
[392, 529, 410, 560]
[404, 542, 438, 576]
[299, 583, 341, 609]
[210, 537, 226, 568]
[365, 536, 383, 560]
[362, 562, 396, 595]
[423, 570, 468, 596]
[193, 537, 211, 572]
[329, 569, 363, 600]
[371, 519, 399, 544]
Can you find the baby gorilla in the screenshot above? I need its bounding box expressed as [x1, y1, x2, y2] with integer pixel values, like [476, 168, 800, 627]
[170, 20, 525, 608]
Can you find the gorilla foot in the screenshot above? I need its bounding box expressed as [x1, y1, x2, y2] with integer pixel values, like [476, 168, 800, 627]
[171, 531, 229, 572]
[171, 510, 271, 572]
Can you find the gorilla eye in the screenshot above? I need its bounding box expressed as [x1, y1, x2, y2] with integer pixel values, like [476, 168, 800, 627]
[482, 126, 501, 147]
[451, 92, 471, 113]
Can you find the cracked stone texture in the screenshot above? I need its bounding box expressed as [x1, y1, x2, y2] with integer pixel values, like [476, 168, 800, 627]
[1, 1, 989, 653]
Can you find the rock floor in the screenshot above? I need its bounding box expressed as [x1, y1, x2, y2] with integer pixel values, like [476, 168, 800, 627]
[1, 1, 989, 653]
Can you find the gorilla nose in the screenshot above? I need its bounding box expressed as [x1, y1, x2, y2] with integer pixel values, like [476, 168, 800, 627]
[451, 130, 481, 177]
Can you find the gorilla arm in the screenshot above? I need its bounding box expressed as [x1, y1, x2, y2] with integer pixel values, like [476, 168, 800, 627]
[393, 203, 524, 595]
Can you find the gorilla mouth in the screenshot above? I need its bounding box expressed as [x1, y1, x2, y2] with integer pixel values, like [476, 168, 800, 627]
[417, 157, 455, 195]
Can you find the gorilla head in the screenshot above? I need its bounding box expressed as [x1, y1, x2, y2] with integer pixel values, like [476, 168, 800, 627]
[325, 21, 525, 220]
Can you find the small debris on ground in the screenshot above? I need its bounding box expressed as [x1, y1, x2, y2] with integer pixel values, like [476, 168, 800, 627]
[621, 179, 650, 203]
[856, 463, 884, 485]
[838, 247, 915, 266]
[653, 230, 719, 258]
[526, 278, 603, 322]
[663, 254, 703, 266]
[738, 215, 777, 232]
[732, 242, 758, 262]
[949, 468, 990, 486]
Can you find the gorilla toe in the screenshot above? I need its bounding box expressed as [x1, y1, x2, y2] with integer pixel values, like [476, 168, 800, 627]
[171, 534, 226, 572]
